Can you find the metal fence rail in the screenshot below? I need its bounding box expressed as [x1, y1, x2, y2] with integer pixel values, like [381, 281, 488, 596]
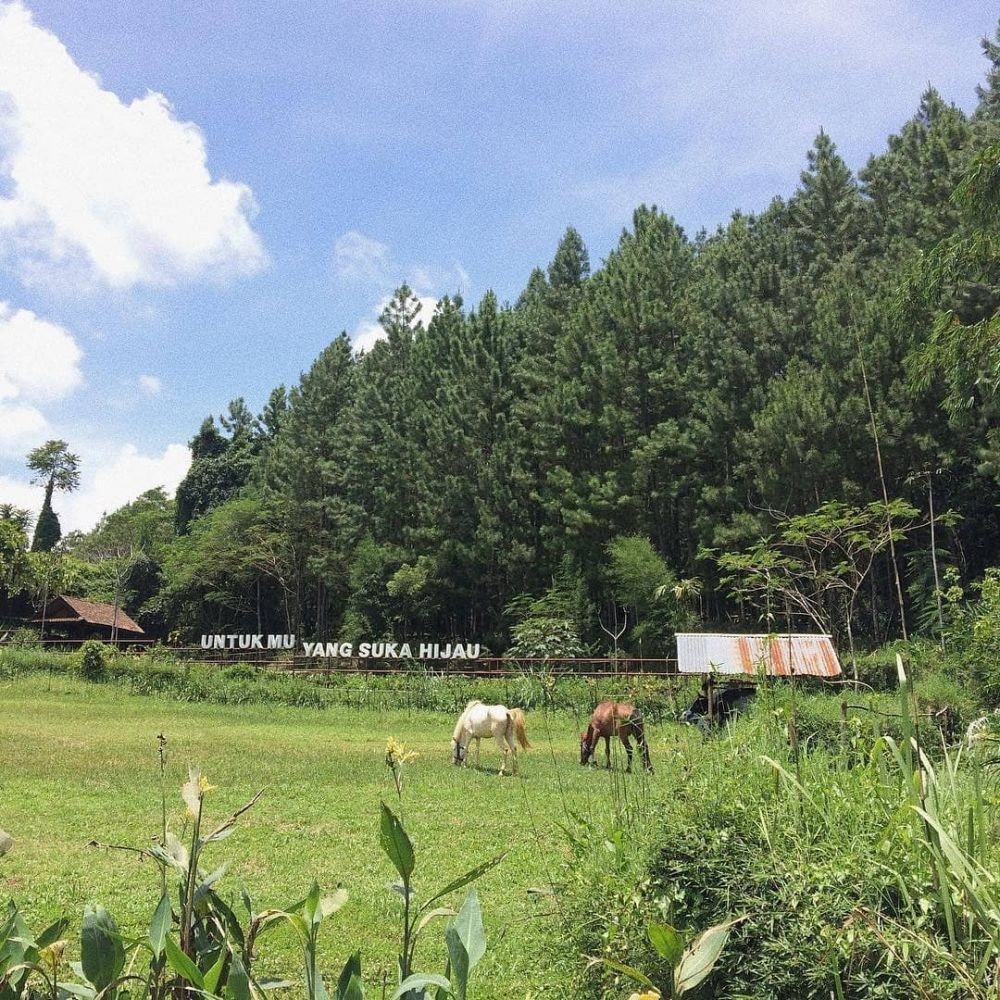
[0, 638, 685, 679]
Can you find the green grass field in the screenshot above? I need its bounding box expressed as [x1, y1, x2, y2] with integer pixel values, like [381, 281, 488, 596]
[0, 673, 676, 998]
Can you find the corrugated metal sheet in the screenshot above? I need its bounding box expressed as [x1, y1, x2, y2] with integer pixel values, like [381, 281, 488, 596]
[676, 633, 841, 677]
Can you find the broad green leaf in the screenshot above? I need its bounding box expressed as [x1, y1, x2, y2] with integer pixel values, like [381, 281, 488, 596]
[423, 853, 506, 911]
[148, 893, 171, 960]
[585, 955, 656, 990]
[337, 951, 361, 1000]
[225, 953, 250, 1000]
[164, 936, 204, 989]
[379, 803, 415, 881]
[449, 890, 486, 973]
[302, 883, 322, 926]
[391, 973, 453, 999]
[445, 928, 469, 1000]
[80, 904, 125, 992]
[58, 983, 97, 999]
[647, 921, 684, 966]
[414, 907, 456, 938]
[37, 917, 70, 950]
[675, 918, 742, 996]
[208, 891, 245, 950]
[203, 950, 227, 995]
[338, 974, 363, 1000]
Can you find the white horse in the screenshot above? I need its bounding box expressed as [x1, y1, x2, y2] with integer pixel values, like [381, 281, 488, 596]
[451, 700, 531, 776]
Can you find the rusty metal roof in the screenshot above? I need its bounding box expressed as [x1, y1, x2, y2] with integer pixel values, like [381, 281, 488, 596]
[676, 633, 841, 677]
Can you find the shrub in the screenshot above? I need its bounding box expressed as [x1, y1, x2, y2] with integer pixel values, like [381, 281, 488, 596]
[966, 569, 1000, 706]
[78, 640, 109, 682]
[7, 627, 41, 649]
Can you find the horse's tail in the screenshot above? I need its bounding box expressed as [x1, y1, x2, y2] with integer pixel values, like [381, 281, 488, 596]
[453, 700, 480, 742]
[509, 708, 531, 750]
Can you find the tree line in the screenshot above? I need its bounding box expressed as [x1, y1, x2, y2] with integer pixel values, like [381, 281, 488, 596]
[2, 26, 999, 657]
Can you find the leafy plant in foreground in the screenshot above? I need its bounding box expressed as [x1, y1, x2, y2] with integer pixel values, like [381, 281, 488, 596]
[589, 916, 743, 999]
[379, 801, 504, 1000]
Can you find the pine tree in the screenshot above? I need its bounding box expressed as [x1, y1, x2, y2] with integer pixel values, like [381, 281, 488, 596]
[974, 21, 1000, 135]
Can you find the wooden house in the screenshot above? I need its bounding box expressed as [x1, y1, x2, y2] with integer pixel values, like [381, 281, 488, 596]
[34, 594, 145, 642]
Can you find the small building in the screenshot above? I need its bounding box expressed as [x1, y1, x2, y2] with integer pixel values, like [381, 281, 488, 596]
[34, 594, 145, 642]
[676, 633, 841, 678]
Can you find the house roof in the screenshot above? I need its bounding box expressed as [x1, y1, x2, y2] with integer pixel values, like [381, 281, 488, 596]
[37, 595, 145, 636]
[676, 633, 841, 678]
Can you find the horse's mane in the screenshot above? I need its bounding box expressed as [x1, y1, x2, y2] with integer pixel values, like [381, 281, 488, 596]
[453, 700, 483, 742]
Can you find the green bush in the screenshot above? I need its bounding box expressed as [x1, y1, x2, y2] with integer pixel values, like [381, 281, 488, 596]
[562, 708, 996, 999]
[78, 640, 109, 682]
[966, 569, 1000, 706]
[6, 627, 41, 649]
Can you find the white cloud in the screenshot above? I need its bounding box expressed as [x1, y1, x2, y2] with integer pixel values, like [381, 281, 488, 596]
[334, 230, 391, 283]
[0, 0, 266, 289]
[0, 403, 46, 450]
[0, 300, 83, 453]
[138, 374, 162, 395]
[333, 228, 470, 297]
[351, 294, 438, 354]
[0, 440, 191, 533]
[0, 301, 83, 402]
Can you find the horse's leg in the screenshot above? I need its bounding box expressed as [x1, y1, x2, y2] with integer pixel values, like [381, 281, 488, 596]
[604, 734, 611, 770]
[507, 729, 518, 775]
[494, 724, 508, 776]
[475, 736, 481, 768]
[622, 731, 634, 773]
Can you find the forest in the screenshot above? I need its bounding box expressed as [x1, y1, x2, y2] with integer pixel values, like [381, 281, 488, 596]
[2, 26, 999, 659]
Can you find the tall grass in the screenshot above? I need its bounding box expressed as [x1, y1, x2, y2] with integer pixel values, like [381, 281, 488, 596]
[560, 655, 999, 998]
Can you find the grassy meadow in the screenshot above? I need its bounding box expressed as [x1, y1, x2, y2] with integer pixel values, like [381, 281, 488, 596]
[0, 672, 678, 998]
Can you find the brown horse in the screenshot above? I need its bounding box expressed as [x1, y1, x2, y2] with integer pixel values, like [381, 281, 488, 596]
[580, 700, 652, 773]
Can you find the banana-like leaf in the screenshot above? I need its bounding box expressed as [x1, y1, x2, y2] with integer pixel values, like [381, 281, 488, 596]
[674, 917, 743, 996]
[414, 907, 456, 939]
[203, 950, 227, 995]
[391, 973, 453, 999]
[335, 953, 362, 1000]
[422, 854, 506, 911]
[449, 890, 486, 975]
[80, 904, 124, 993]
[164, 936, 204, 989]
[647, 921, 684, 966]
[445, 928, 468, 1000]
[585, 955, 657, 990]
[58, 983, 97, 999]
[379, 804, 415, 881]
[37, 917, 70, 950]
[148, 894, 171, 960]
[225, 953, 250, 1000]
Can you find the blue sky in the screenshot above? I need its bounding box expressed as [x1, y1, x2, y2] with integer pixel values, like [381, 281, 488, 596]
[0, 0, 994, 529]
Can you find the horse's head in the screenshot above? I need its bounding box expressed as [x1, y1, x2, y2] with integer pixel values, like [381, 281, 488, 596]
[451, 738, 466, 766]
[579, 730, 595, 766]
